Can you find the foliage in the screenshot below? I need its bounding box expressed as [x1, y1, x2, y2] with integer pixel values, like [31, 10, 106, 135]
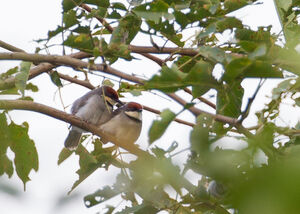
[1, 0, 300, 213]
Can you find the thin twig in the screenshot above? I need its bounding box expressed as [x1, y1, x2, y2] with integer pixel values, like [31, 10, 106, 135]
[238, 79, 266, 123]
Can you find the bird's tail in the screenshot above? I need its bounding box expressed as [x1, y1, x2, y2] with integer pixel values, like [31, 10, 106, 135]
[64, 130, 82, 150]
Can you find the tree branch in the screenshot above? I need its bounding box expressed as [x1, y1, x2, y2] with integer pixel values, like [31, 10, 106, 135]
[0, 99, 144, 156]
[0, 99, 196, 192]
[80, 3, 114, 33]
[0, 40, 25, 52]
[0, 51, 240, 127]
[128, 45, 198, 56]
[56, 71, 195, 127]
[0, 51, 90, 90]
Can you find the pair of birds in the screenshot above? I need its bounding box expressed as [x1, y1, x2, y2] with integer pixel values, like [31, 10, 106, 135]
[64, 86, 143, 150]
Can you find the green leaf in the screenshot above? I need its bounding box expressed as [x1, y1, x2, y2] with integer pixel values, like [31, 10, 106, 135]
[63, 10, 79, 28]
[50, 71, 63, 87]
[47, 26, 64, 40]
[64, 34, 96, 52]
[15, 61, 32, 96]
[115, 204, 148, 214]
[217, 81, 244, 118]
[249, 44, 267, 59]
[0, 67, 18, 79]
[57, 148, 73, 165]
[25, 83, 39, 92]
[198, 46, 226, 63]
[223, 58, 252, 81]
[133, 1, 170, 24]
[62, 0, 109, 12]
[110, 13, 141, 45]
[0, 154, 14, 178]
[215, 17, 243, 33]
[148, 109, 176, 144]
[184, 61, 218, 97]
[69, 145, 98, 194]
[190, 120, 210, 154]
[145, 65, 187, 92]
[0, 113, 10, 155]
[235, 28, 271, 44]
[111, 2, 127, 11]
[0, 88, 19, 95]
[224, 0, 248, 13]
[9, 121, 38, 190]
[243, 61, 283, 78]
[174, 10, 190, 29]
[84, 186, 120, 208]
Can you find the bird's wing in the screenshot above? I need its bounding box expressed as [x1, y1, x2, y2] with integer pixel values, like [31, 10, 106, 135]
[71, 89, 101, 114]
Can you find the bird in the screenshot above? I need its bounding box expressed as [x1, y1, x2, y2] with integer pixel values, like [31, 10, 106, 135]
[64, 86, 123, 150]
[99, 102, 143, 147]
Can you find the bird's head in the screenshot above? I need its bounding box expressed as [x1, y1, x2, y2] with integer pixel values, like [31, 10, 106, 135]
[101, 86, 123, 107]
[123, 102, 143, 121]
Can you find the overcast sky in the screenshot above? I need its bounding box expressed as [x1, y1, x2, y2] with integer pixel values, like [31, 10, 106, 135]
[0, 1, 298, 214]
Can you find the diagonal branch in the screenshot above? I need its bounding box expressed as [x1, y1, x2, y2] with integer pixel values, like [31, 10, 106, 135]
[0, 99, 144, 156]
[0, 51, 238, 126]
[0, 99, 196, 192]
[56, 71, 195, 127]
[0, 51, 90, 90]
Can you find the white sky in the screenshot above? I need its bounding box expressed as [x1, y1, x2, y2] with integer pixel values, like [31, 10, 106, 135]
[0, 0, 299, 214]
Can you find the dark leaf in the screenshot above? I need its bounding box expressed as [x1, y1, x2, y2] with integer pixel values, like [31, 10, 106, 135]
[217, 81, 244, 118]
[84, 186, 120, 208]
[50, 71, 63, 87]
[57, 148, 73, 165]
[148, 109, 176, 144]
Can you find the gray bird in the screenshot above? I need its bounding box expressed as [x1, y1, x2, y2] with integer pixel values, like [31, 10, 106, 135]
[99, 102, 143, 146]
[64, 86, 122, 150]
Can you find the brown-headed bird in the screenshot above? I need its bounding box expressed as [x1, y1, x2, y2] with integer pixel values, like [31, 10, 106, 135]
[99, 102, 143, 146]
[64, 86, 122, 150]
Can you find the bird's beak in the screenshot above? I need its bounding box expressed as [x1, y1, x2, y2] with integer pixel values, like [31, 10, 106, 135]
[116, 99, 124, 107]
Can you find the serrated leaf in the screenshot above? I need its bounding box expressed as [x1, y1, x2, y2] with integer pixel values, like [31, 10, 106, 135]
[63, 10, 79, 28]
[149, 109, 176, 144]
[8, 121, 38, 190]
[50, 70, 63, 87]
[47, 26, 64, 40]
[57, 148, 73, 165]
[69, 145, 98, 194]
[15, 61, 32, 97]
